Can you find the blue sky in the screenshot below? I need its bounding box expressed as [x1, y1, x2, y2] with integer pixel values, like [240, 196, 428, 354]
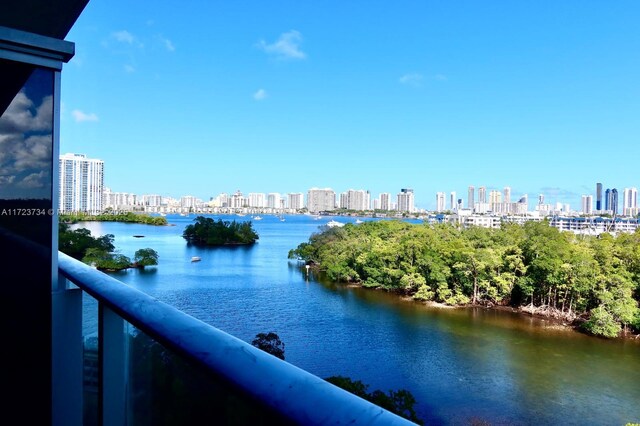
[60, 1, 640, 210]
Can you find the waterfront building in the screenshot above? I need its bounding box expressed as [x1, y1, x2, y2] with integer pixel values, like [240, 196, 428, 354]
[103, 188, 138, 210]
[340, 189, 369, 211]
[373, 199, 380, 210]
[229, 190, 245, 208]
[288, 193, 304, 210]
[450, 191, 457, 211]
[596, 182, 603, 211]
[478, 186, 487, 204]
[623, 187, 638, 216]
[582, 195, 593, 215]
[436, 192, 446, 212]
[504, 186, 511, 204]
[180, 195, 198, 209]
[214, 192, 229, 208]
[248, 192, 266, 208]
[606, 188, 619, 215]
[397, 188, 415, 213]
[59, 153, 104, 213]
[468, 186, 475, 209]
[379, 192, 391, 211]
[141, 194, 162, 207]
[307, 188, 336, 213]
[267, 192, 281, 209]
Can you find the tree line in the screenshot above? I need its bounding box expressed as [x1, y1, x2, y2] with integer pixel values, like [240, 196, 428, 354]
[61, 211, 168, 226]
[289, 220, 640, 338]
[59, 222, 158, 271]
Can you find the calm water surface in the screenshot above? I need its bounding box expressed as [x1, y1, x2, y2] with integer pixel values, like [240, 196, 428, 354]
[76, 215, 640, 425]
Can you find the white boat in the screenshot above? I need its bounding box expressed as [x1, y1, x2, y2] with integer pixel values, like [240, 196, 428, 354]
[326, 220, 345, 228]
[191, 256, 201, 262]
[355, 219, 363, 224]
[253, 216, 263, 220]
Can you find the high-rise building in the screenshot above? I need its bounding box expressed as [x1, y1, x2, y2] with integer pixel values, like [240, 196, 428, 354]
[307, 188, 336, 213]
[340, 189, 369, 211]
[288, 193, 304, 210]
[605, 188, 619, 215]
[141, 194, 162, 207]
[468, 186, 475, 209]
[489, 190, 502, 205]
[397, 188, 415, 213]
[503, 186, 511, 204]
[450, 191, 457, 210]
[538, 194, 544, 205]
[267, 193, 281, 209]
[436, 192, 446, 212]
[248, 193, 266, 208]
[623, 187, 638, 216]
[596, 182, 603, 211]
[478, 186, 486, 204]
[581, 195, 593, 215]
[379, 193, 391, 211]
[230, 190, 245, 208]
[59, 153, 104, 213]
[180, 195, 198, 208]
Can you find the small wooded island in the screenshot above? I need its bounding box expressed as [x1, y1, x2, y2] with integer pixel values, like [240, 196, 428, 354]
[183, 216, 259, 246]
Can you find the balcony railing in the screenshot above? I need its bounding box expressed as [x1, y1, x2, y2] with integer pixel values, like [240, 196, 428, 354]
[55, 252, 415, 425]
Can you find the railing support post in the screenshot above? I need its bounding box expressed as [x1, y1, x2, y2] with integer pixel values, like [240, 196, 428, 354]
[52, 275, 83, 426]
[99, 304, 127, 426]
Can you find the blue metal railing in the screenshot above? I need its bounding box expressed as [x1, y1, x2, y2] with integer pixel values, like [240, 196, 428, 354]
[58, 252, 416, 425]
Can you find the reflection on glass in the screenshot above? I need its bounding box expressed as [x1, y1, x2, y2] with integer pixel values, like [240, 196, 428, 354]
[0, 65, 54, 244]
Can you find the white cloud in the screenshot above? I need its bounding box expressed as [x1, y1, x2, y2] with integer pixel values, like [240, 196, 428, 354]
[113, 30, 135, 44]
[71, 110, 99, 123]
[257, 30, 306, 60]
[159, 36, 175, 52]
[253, 89, 268, 101]
[17, 171, 46, 189]
[399, 73, 424, 86]
[124, 64, 136, 73]
[0, 92, 53, 198]
[434, 74, 448, 81]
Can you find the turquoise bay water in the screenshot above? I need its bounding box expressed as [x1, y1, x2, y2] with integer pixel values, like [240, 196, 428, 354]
[76, 214, 640, 425]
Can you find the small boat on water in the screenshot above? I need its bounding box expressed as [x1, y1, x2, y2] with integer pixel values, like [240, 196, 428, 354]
[326, 220, 345, 228]
[191, 256, 201, 262]
[253, 216, 263, 220]
[355, 219, 363, 224]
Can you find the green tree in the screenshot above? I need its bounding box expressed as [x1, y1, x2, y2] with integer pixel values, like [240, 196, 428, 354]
[325, 376, 422, 424]
[251, 332, 285, 360]
[134, 248, 159, 267]
[582, 306, 621, 338]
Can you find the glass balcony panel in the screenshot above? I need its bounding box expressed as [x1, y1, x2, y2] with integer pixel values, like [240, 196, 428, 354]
[82, 292, 99, 426]
[126, 325, 292, 425]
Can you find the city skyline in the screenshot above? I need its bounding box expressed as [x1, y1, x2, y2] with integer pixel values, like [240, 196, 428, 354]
[59, 2, 640, 210]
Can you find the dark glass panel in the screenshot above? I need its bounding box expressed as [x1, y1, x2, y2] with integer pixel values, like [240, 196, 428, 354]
[0, 60, 54, 424]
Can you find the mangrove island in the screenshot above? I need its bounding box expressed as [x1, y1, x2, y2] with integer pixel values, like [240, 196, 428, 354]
[289, 220, 640, 339]
[183, 216, 259, 246]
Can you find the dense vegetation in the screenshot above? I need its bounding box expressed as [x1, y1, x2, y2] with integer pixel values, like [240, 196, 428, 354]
[289, 220, 640, 338]
[59, 222, 158, 271]
[60, 211, 167, 225]
[183, 216, 259, 246]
